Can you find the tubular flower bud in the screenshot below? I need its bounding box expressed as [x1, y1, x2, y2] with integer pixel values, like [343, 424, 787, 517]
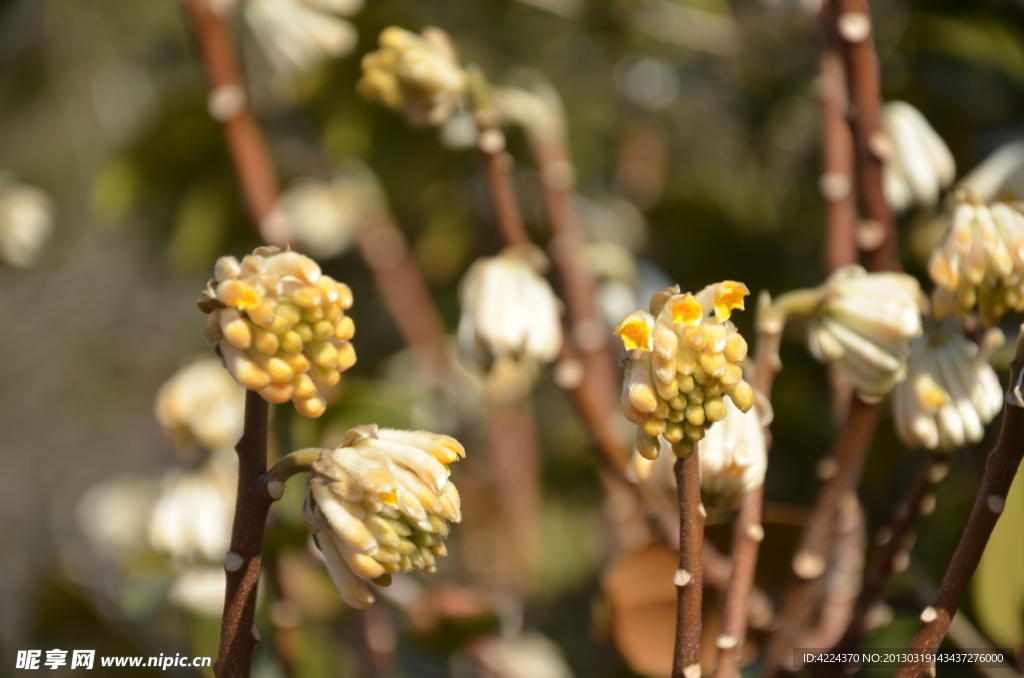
[807, 265, 925, 399]
[303, 425, 465, 608]
[154, 357, 246, 455]
[928, 192, 1024, 326]
[457, 248, 563, 400]
[881, 101, 956, 213]
[0, 174, 55, 268]
[198, 246, 356, 417]
[245, 0, 361, 77]
[615, 281, 755, 459]
[148, 454, 236, 562]
[629, 396, 769, 523]
[358, 26, 467, 127]
[893, 321, 1004, 452]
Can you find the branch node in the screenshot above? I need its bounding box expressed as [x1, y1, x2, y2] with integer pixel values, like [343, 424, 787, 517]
[715, 634, 738, 650]
[224, 551, 244, 572]
[674, 568, 693, 587]
[819, 172, 852, 200]
[920, 492, 937, 516]
[683, 663, 702, 678]
[793, 551, 826, 580]
[927, 462, 949, 483]
[816, 457, 838, 481]
[208, 84, 246, 121]
[251, 624, 261, 641]
[267, 479, 285, 500]
[837, 13, 871, 43]
[986, 494, 1006, 514]
[920, 606, 938, 624]
[746, 523, 765, 542]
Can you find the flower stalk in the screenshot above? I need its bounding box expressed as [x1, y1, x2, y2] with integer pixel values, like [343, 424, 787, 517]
[673, 452, 705, 678]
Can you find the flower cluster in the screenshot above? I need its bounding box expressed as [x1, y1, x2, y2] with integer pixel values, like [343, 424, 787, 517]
[154, 357, 246, 454]
[245, 0, 361, 76]
[198, 247, 356, 417]
[148, 454, 236, 563]
[882, 101, 956, 213]
[304, 425, 464, 608]
[358, 26, 467, 126]
[928, 193, 1024, 326]
[458, 248, 563, 400]
[893, 321, 1004, 451]
[615, 281, 755, 459]
[806, 265, 924, 398]
[0, 173, 55, 268]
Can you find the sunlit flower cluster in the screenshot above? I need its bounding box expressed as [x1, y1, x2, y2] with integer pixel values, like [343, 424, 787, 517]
[245, 0, 361, 76]
[929, 193, 1024, 326]
[458, 248, 563, 400]
[893, 321, 1004, 451]
[198, 246, 356, 417]
[358, 26, 467, 126]
[615, 281, 755, 459]
[882, 101, 956, 213]
[0, 173, 55, 268]
[154, 357, 246, 454]
[304, 425, 464, 608]
[148, 454, 236, 563]
[807, 265, 925, 398]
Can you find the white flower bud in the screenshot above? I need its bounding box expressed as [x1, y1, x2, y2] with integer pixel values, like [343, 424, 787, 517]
[245, 0, 361, 77]
[929, 193, 1024, 326]
[457, 248, 563, 400]
[808, 265, 925, 398]
[198, 246, 356, 417]
[155, 357, 246, 454]
[304, 425, 465, 608]
[148, 455, 236, 562]
[358, 26, 468, 126]
[893, 321, 1004, 451]
[881, 102, 956, 213]
[615, 281, 755, 458]
[0, 174, 55, 268]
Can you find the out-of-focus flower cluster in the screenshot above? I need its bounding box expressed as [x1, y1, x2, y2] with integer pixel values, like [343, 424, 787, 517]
[806, 265, 925, 398]
[198, 246, 356, 417]
[882, 101, 956, 213]
[0, 173, 55, 268]
[305, 425, 464, 608]
[894, 321, 1004, 451]
[929, 192, 1024, 326]
[358, 26, 467, 126]
[154, 357, 245, 455]
[245, 0, 362, 77]
[458, 247, 563, 400]
[616, 281, 755, 459]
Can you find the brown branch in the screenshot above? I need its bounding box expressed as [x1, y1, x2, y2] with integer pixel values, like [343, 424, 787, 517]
[673, 453, 705, 678]
[820, 451, 948, 671]
[215, 390, 272, 678]
[759, 396, 880, 678]
[836, 0, 899, 273]
[180, 0, 284, 244]
[818, 0, 857, 273]
[896, 328, 1024, 677]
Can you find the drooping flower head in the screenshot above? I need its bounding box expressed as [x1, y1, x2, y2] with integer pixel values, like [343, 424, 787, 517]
[0, 173, 55, 268]
[198, 246, 356, 417]
[358, 26, 468, 127]
[929, 191, 1024, 326]
[148, 454, 236, 563]
[155, 357, 246, 455]
[245, 0, 362, 77]
[304, 425, 465, 608]
[615, 281, 755, 459]
[807, 265, 925, 399]
[882, 101, 956, 213]
[893, 320, 1004, 451]
[457, 247, 563, 400]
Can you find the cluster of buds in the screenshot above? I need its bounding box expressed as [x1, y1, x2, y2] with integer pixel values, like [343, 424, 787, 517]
[929, 192, 1024, 326]
[148, 455, 236, 563]
[805, 265, 925, 399]
[358, 26, 468, 126]
[304, 425, 464, 608]
[198, 246, 356, 417]
[154, 357, 246, 455]
[0, 173, 55, 268]
[881, 101, 956, 213]
[615, 281, 756, 459]
[894, 321, 1004, 451]
[458, 247, 563, 400]
[244, 0, 361, 77]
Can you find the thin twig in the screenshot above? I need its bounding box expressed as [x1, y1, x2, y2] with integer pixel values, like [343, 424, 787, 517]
[673, 453, 705, 678]
[896, 328, 1024, 677]
[179, 0, 283, 244]
[215, 390, 272, 678]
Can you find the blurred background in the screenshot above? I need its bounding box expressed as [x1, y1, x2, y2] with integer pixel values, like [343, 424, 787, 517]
[2, 0, 1024, 675]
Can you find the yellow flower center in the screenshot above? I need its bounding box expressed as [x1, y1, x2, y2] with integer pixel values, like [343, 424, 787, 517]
[713, 281, 749, 321]
[669, 294, 703, 326]
[614, 312, 652, 351]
